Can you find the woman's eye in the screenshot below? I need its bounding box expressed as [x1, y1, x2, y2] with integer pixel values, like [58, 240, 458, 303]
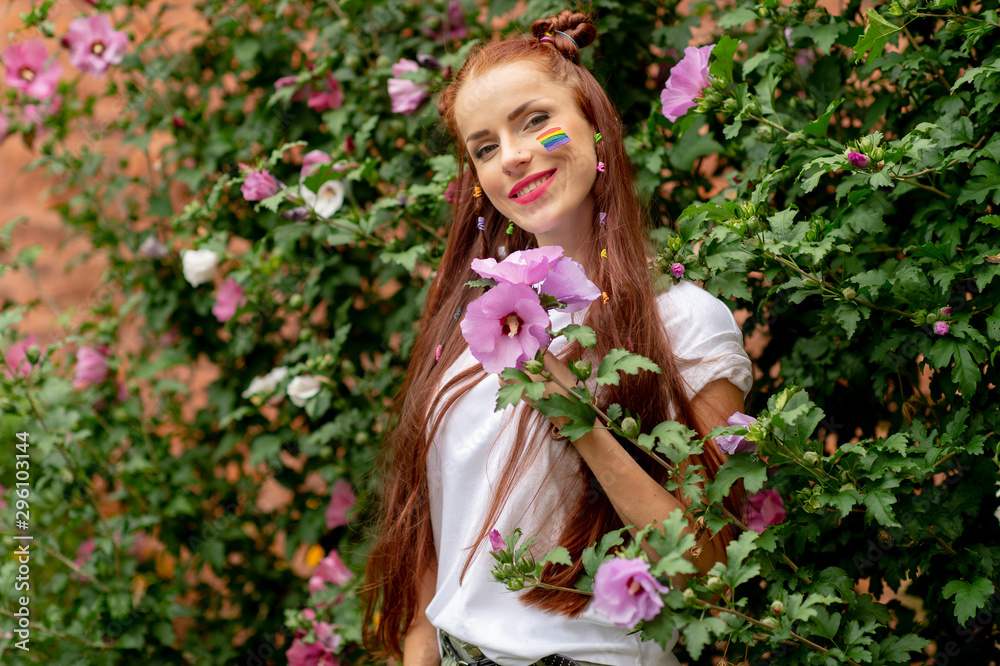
[474, 114, 548, 159]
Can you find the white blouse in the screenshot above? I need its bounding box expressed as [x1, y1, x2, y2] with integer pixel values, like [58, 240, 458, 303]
[425, 280, 753, 665]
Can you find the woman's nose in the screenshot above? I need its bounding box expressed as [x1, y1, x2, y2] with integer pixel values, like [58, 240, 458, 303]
[501, 141, 531, 175]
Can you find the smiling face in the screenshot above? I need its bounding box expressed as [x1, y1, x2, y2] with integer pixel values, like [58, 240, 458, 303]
[454, 61, 599, 260]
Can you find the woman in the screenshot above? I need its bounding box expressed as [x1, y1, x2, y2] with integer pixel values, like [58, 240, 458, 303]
[364, 10, 752, 666]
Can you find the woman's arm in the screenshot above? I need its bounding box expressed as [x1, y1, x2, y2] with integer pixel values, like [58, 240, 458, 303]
[533, 353, 745, 577]
[402, 559, 440, 666]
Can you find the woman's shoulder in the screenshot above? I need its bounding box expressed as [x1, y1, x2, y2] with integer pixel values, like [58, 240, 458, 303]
[655, 280, 742, 337]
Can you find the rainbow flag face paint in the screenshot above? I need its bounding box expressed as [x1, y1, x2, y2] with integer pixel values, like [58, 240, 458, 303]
[536, 127, 571, 151]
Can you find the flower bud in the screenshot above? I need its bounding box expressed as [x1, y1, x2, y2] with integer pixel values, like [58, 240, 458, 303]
[900, 0, 917, 8]
[571, 360, 592, 382]
[803, 451, 820, 465]
[289, 294, 304, 308]
[621, 417, 640, 439]
[417, 53, 443, 70]
[24, 345, 41, 365]
[355, 431, 369, 445]
[522, 359, 544, 375]
[667, 236, 683, 251]
[705, 576, 724, 593]
[940, 306, 953, 316]
[682, 588, 697, 605]
[912, 311, 926, 325]
[842, 287, 856, 301]
[721, 98, 739, 115]
[761, 616, 781, 630]
[888, 1, 904, 15]
[945, 19, 960, 31]
[785, 131, 806, 146]
[770, 600, 785, 614]
[508, 578, 524, 591]
[756, 125, 774, 142]
[925, 313, 937, 324]
[848, 151, 869, 169]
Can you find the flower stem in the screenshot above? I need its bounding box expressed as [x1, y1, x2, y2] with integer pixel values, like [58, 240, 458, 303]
[701, 602, 861, 666]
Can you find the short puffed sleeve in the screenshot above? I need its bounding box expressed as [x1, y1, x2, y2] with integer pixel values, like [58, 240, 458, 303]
[656, 281, 753, 400]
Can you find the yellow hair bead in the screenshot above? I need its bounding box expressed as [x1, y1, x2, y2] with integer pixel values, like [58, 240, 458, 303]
[473, 186, 482, 198]
[600, 249, 607, 259]
[602, 291, 609, 304]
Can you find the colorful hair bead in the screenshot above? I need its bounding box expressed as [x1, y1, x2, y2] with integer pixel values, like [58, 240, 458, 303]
[599, 212, 607, 226]
[594, 132, 602, 143]
[473, 186, 482, 198]
[600, 248, 607, 259]
[453, 306, 462, 320]
[435, 344, 442, 361]
[536, 127, 571, 151]
[597, 161, 605, 173]
[506, 221, 514, 235]
[601, 291, 609, 304]
[477, 216, 485, 231]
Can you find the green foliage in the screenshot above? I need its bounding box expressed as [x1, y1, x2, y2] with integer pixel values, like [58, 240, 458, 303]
[3, 0, 999, 662]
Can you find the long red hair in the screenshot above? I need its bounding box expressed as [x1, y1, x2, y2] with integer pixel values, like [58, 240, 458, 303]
[362, 10, 745, 660]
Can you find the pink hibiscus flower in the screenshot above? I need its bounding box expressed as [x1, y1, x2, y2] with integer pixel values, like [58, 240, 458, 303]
[488, 529, 504, 554]
[2, 39, 63, 100]
[74, 346, 110, 388]
[4, 333, 39, 379]
[71, 537, 97, 582]
[459, 282, 552, 374]
[65, 14, 129, 78]
[537, 256, 601, 313]
[287, 626, 341, 666]
[275, 75, 313, 102]
[592, 557, 669, 627]
[388, 59, 429, 115]
[425, 1, 467, 41]
[240, 166, 281, 201]
[308, 551, 352, 594]
[212, 278, 247, 323]
[746, 489, 787, 534]
[717, 411, 758, 455]
[660, 44, 715, 123]
[471, 246, 564, 286]
[301, 150, 333, 180]
[307, 75, 344, 112]
[325, 479, 357, 530]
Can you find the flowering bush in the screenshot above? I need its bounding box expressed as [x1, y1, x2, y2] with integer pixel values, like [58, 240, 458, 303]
[1, 0, 998, 664]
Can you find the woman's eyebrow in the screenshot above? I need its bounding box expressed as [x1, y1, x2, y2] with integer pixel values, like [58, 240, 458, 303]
[464, 98, 541, 144]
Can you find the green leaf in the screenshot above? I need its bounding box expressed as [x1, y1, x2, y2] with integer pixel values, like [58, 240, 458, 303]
[496, 382, 528, 411]
[582, 528, 628, 577]
[681, 616, 729, 659]
[853, 8, 901, 64]
[958, 160, 1000, 205]
[879, 634, 931, 663]
[708, 36, 739, 84]
[648, 511, 699, 579]
[531, 394, 598, 441]
[553, 324, 597, 349]
[708, 529, 760, 590]
[863, 489, 901, 527]
[249, 434, 283, 466]
[596, 348, 661, 386]
[942, 578, 996, 625]
[380, 244, 427, 271]
[540, 546, 572, 567]
[803, 100, 843, 137]
[706, 454, 768, 504]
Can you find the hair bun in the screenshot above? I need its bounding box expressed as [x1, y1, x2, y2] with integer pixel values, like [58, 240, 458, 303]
[531, 11, 597, 63]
